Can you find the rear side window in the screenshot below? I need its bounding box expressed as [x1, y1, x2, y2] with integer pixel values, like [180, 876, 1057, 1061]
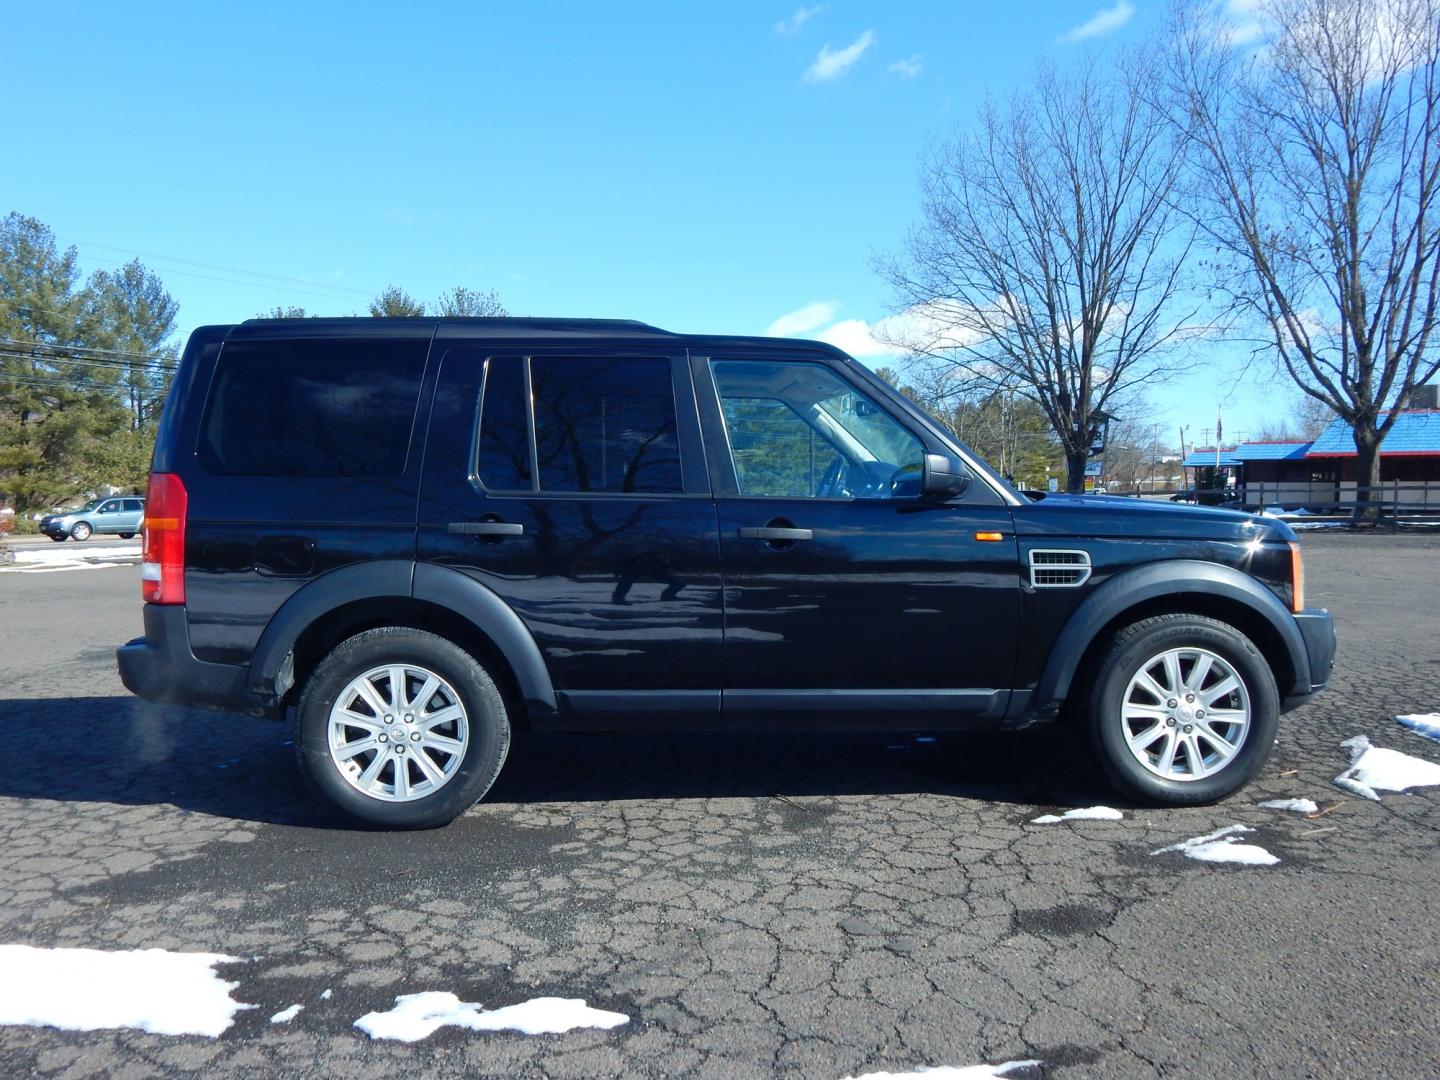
[475, 356, 682, 494]
[532, 357, 681, 493]
[123, 499, 143, 512]
[199, 338, 426, 477]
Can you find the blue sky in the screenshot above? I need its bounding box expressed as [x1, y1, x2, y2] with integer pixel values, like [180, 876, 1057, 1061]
[3, 1, 1292, 446]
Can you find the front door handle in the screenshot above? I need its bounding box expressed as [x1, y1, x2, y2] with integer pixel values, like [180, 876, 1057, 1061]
[739, 526, 812, 541]
[448, 521, 524, 536]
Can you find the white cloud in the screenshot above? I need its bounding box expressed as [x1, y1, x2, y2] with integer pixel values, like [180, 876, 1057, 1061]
[766, 299, 1001, 360]
[767, 300, 840, 337]
[817, 319, 895, 358]
[776, 4, 823, 37]
[1059, 1, 1136, 44]
[803, 30, 875, 84]
[888, 55, 924, 79]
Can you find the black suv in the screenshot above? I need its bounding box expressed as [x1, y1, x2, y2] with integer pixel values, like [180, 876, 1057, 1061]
[118, 318, 1334, 828]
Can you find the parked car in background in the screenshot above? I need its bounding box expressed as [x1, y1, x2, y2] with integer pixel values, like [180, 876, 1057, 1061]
[41, 497, 145, 541]
[118, 318, 1334, 828]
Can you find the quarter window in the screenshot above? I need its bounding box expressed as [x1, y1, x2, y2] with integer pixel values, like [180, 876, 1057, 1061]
[712, 360, 925, 499]
[199, 338, 427, 477]
[476, 357, 532, 491]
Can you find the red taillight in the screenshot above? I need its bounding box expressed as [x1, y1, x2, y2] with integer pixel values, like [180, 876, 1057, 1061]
[141, 472, 187, 604]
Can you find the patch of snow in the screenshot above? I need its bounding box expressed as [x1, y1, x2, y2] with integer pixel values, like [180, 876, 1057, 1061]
[354, 992, 629, 1042]
[320, 988, 333, 1000]
[841, 1062, 1041, 1080]
[1152, 824, 1279, 866]
[0, 542, 141, 574]
[1333, 735, 1440, 800]
[270, 1003, 303, 1024]
[1031, 806, 1123, 824]
[1396, 713, 1440, 743]
[0, 945, 248, 1037]
[1258, 798, 1318, 814]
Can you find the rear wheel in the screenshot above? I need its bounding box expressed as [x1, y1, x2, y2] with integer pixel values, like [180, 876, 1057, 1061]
[294, 628, 510, 828]
[119, 532, 135, 539]
[70, 522, 92, 541]
[1084, 614, 1278, 805]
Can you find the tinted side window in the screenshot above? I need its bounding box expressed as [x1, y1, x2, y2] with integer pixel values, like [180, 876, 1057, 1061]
[123, 500, 143, 512]
[531, 357, 682, 494]
[712, 360, 924, 499]
[199, 338, 426, 477]
[475, 356, 532, 491]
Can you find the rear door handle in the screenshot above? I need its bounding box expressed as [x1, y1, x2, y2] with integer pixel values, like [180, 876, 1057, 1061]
[739, 526, 812, 541]
[448, 521, 524, 536]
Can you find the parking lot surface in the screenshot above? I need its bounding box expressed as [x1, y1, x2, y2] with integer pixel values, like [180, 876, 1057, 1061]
[0, 532, 1437, 1079]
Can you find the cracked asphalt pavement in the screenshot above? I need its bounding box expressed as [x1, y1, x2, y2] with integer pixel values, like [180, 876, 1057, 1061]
[1, 531, 1437, 1078]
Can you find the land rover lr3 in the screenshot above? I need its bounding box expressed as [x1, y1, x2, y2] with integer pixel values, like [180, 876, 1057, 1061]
[117, 318, 1335, 828]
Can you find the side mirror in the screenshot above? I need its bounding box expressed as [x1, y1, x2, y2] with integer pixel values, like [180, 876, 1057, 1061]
[921, 453, 971, 500]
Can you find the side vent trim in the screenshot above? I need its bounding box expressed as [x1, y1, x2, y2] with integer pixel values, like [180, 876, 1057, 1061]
[1029, 548, 1092, 589]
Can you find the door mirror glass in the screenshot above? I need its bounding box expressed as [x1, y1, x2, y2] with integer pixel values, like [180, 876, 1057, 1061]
[921, 453, 971, 500]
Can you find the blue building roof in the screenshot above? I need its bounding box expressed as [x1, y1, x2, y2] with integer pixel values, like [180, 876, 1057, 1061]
[1181, 448, 1242, 467]
[1307, 411, 1440, 456]
[1232, 441, 1310, 461]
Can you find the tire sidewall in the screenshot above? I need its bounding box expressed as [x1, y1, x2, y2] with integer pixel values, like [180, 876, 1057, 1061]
[1089, 617, 1279, 805]
[296, 630, 509, 829]
[71, 522, 91, 541]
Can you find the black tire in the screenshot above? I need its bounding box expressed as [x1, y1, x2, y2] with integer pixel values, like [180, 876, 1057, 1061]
[49, 534, 67, 542]
[119, 533, 135, 539]
[1085, 613, 1279, 806]
[294, 627, 511, 829]
[70, 522, 92, 541]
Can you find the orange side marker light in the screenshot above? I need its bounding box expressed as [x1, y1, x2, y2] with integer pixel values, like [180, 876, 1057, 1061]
[974, 531, 1005, 542]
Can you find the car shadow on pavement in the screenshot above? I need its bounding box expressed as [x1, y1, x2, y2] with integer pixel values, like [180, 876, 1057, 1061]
[0, 695, 1122, 828]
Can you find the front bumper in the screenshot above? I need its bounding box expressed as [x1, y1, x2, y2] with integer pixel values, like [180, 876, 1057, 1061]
[1282, 608, 1335, 711]
[117, 604, 262, 714]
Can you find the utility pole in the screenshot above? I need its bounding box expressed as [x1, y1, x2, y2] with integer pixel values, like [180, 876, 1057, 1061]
[1151, 423, 1160, 494]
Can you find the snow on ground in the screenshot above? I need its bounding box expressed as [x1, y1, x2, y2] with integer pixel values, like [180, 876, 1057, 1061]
[1396, 712, 1440, 743]
[1030, 806, 1123, 824]
[841, 1063, 1041, 1080]
[1152, 825, 1279, 866]
[354, 993, 629, 1042]
[0, 542, 140, 574]
[1333, 735, 1440, 800]
[1258, 798, 1319, 814]
[269, 1004, 303, 1023]
[0, 944, 248, 1036]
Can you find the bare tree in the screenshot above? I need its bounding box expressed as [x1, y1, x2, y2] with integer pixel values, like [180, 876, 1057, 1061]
[878, 53, 1199, 491]
[1171, 0, 1440, 516]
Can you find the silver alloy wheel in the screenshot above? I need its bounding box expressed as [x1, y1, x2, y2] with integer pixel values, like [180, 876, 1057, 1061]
[327, 664, 469, 802]
[1120, 647, 1251, 781]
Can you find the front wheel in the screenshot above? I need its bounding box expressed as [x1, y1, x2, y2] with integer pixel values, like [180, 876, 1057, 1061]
[294, 628, 511, 829]
[1084, 614, 1279, 805]
[70, 522, 92, 541]
[49, 534, 67, 542]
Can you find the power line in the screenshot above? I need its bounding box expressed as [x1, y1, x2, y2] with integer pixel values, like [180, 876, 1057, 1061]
[0, 337, 175, 363]
[69, 251, 374, 304]
[0, 351, 174, 376]
[61, 237, 378, 299]
[0, 372, 153, 393]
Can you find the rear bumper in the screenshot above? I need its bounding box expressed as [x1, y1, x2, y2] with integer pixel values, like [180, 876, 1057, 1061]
[1282, 608, 1335, 711]
[116, 604, 263, 714]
